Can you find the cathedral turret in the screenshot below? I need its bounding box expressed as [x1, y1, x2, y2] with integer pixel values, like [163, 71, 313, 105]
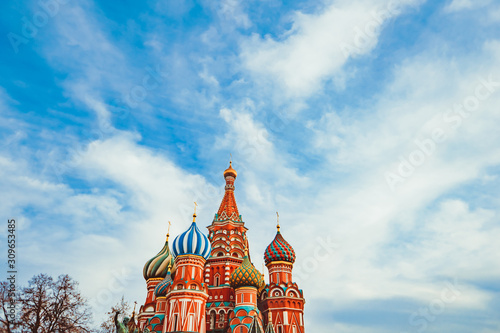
[206, 162, 249, 332]
[228, 253, 265, 333]
[261, 217, 305, 333]
[139, 226, 176, 329]
[264, 222, 295, 285]
[165, 210, 211, 332]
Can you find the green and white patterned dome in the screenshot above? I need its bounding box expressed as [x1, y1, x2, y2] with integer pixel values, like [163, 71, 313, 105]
[143, 234, 176, 281]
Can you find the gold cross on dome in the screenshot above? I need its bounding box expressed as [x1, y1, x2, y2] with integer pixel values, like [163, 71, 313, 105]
[193, 202, 198, 222]
[276, 212, 280, 232]
[166, 221, 171, 240]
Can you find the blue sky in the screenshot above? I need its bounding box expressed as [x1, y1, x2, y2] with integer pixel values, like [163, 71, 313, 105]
[1, 0, 500, 332]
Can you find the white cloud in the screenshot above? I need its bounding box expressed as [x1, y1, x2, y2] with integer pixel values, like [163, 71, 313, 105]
[241, 0, 424, 99]
[444, 0, 492, 13]
[76, 133, 219, 223]
[218, 0, 251, 29]
[488, 6, 500, 22]
[215, 105, 309, 200]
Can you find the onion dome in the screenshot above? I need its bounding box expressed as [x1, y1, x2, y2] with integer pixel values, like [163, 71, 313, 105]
[230, 253, 265, 289]
[172, 214, 211, 259]
[143, 234, 176, 280]
[154, 266, 173, 298]
[264, 225, 296, 265]
[223, 161, 237, 178]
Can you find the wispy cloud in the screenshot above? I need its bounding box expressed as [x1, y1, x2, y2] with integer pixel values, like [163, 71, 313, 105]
[240, 0, 424, 100]
[444, 0, 492, 13]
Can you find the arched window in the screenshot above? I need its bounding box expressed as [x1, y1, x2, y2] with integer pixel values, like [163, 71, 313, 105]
[210, 311, 216, 329]
[217, 252, 224, 257]
[215, 275, 220, 287]
[219, 311, 225, 323]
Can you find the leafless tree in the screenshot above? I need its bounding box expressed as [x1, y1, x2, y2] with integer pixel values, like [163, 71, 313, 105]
[18, 274, 94, 333]
[0, 281, 17, 333]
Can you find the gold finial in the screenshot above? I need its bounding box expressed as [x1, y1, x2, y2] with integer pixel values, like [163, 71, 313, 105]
[166, 221, 171, 241]
[193, 202, 197, 222]
[230, 153, 232, 163]
[276, 212, 280, 232]
[132, 301, 137, 316]
[223, 158, 237, 178]
[268, 311, 272, 321]
[167, 262, 172, 271]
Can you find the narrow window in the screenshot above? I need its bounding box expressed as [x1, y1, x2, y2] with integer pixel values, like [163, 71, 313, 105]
[210, 312, 215, 329]
[188, 314, 194, 331]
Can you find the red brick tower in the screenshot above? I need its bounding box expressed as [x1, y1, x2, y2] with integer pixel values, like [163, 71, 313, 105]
[260, 221, 305, 333]
[205, 162, 249, 332]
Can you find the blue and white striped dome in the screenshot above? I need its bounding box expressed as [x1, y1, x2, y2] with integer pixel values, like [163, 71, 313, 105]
[172, 222, 211, 259]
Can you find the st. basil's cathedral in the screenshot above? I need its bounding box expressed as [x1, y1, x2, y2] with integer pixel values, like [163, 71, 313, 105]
[134, 163, 306, 333]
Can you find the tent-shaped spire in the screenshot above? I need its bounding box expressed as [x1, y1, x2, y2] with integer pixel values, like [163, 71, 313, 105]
[215, 161, 242, 222]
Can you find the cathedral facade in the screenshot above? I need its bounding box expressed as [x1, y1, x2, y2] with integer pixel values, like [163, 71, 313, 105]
[137, 163, 306, 333]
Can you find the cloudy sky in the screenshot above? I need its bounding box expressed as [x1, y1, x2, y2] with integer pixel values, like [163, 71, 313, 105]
[1, 0, 500, 332]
